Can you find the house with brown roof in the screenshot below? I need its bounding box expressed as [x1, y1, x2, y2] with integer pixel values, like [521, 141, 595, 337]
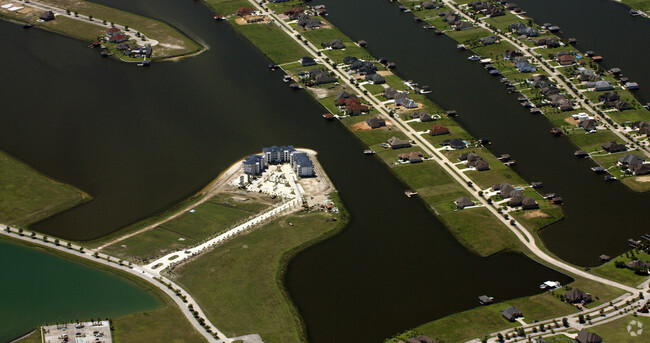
[576, 328, 602, 343]
[455, 197, 475, 209]
[557, 53, 576, 65]
[602, 141, 627, 153]
[366, 117, 386, 129]
[398, 151, 423, 163]
[631, 163, 650, 176]
[522, 197, 538, 210]
[387, 137, 411, 149]
[109, 34, 128, 43]
[564, 288, 592, 304]
[429, 125, 450, 136]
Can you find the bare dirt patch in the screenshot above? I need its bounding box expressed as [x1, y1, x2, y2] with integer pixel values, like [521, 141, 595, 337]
[351, 121, 371, 131]
[564, 117, 579, 125]
[633, 175, 650, 183]
[521, 210, 551, 219]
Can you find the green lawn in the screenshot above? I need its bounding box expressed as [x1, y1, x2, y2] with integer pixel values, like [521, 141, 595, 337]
[0, 150, 91, 227]
[235, 24, 309, 64]
[174, 203, 346, 343]
[592, 251, 650, 287]
[102, 192, 279, 262]
[621, 0, 650, 12]
[37, 0, 202, 59]
[589, 314, 650, 343]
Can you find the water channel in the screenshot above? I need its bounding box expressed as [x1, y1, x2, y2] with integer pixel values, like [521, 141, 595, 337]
[0, 0, 644, 341]
[0, 240, 158, 342]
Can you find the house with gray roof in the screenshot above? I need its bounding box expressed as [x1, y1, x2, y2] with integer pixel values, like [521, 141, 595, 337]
[455, 197, 474, 209]
[564, 288, 592, 304]
[501, 306, 522, 321]
[522, 197, 538, 210]
[618, 154, 645, 166]
[366, 117, 386, 129]
[441, 138, 466, 149]
[576, 328, 602, 343]
[387, 137, 411, 149]
[578, 119, 597, 131]
[365, 73, 385, 84]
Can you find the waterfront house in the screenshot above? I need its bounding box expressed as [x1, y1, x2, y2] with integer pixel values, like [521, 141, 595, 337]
[300, 56, 316, 66]
[298, 15, 322, 29]
[263, 145, 295, 164]
[631, 163, 650, 176]
[585, 80, 614, 92]
[602, 141, 627, 153]
[578, 119, 597, 131]
[429, 125, 450, 136]
[479, 36, 497, 45]
[535, 37, 559, 48]
[423, 2, 444, 10]
[618, 154, 644, 167]
[498, 184, 516, 198]
[291, 152, 315, 177]
[322, 39, 346, 50]
[365, 73, 385, 84]
[501, 306, 522, 322]
[398, 151, 423, 163]
[516, 62, 536, 73]
[237, 7, 255, 16]
[387, 137, 411, 149]
[557, 54, 576, 65]
[335, 90, 355, 103]
[564, 288, 592, 304]
[366, 117, 386, 129]
[633, 121, 650, 136]
[522, 197, 538, 210]
[626, 259, 650, 271]
[455, 197, 474, 209]
[243, 155, 265, 175]
[395, 95, 418, 109]
[419, 113, 433, 122]
[576, 329, 602, 343]
[107, 27, 122, 37]
[454, 21, 474, 30]
[473, 159, 490, 171]
[441, 138, 466, 149]
[309, 69, 336, 85]
[284, 7, 304, 16]
[39, 11, 55, 21]
[109, 34, 128, 44]
[345, 103, 369, 115]
[509, 191, 525, 206]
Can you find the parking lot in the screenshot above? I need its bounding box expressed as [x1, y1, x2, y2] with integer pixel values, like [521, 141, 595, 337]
[42, 321, 112, 343]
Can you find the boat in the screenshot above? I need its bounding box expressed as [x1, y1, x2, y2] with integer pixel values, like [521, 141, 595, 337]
[363, 149, 375, 155]
[404, 190, 418, 197]
[289, 83, 302, 90]
[629, 238, 641, 247]
[213, 14, 225, 21]
[456, 44, 466, 50]
[323, 113, 335, 121]
[268, 63, 279, 71]
[433, 29, 443, 35]
[603, 174, 617, 181]
[467, 55, 480, 61]
[591, 166, 606, 174]
[543, 193, 556, 199]
[423, 24, 435, 30]
[574, 150, 588, 158]
[137, 60, 151, 67]
[283, 75, 292, 83]
[540, 281, 561, 290]
[503, 160, 517, 166]
[22, 23, 33, 29]
[630, 9, 642, 16]
[531, 182, 543, 188]
[414, 16, 423, 23]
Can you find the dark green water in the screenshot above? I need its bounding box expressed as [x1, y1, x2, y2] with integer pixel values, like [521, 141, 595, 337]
[0, 240, 158, 342]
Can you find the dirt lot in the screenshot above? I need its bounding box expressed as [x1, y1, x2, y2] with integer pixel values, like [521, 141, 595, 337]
[521, 209, 551, 219]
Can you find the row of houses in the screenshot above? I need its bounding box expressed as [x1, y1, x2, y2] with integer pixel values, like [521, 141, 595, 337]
[243, 146, 315, 177]
[469, 1, 505, 17]
[459, 152, 490, 171]
[508, 22, 538, 37]
[492, 183, 539, 209]
[598, 91, 633, 111]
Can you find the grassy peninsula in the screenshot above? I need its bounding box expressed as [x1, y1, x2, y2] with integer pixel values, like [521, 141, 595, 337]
[0, 150, 90, 227]
[0, 0, 202, 61]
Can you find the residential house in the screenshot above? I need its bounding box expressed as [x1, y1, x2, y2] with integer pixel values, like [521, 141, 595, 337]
[420, 113, 433, 122]
[631, 163, 650, 175]
[509, 191, 525, 206]
[535, 37, 559, 48]
[516, 62, 536, 73]
[263, 145, 295, 164]
[107, 27, 122, 37]
[291, 152, 315, 177]
[473, 159, 490, 171]
[387, 137, 411, 149]
[296, 14, 322, 29]
[398, 151, 423, 163]
[575, 329, 602, 343]
[344, 103, 369, 115]
[429, 125, 450, 136]
[633, 121, 650, 136]
[236, 7, 255, 16]
[501, 306, 522, 322]
[504, 49, 524, 60]
[585, 80, 614, 91]
[300, 56, 316, 66]
[496, 183, 516, 198]
[522, 197, 538, 210]
[109, 34, 128, 43]
[564, 288, 592, 304]
[365, 73, 385, 84]
[618, 154, 644, 167]
[322, 39, 346, 50]
[243, 155, 265, 175]
[574, 68, 600, 82]
[423, 2, 444, 10]
[284, 7, 304, 16]
[454, 21, 474, 30]
[366, 117, 386, 129]
[556, 53, 576, 66]
[309, 69, 336, 85]
[479, 36, 497, 45]
[395, 95, 418, 109]
[455, 197, 474, 209]
[441, 138, 466, 149]
[602, 141, 627, 153]
[577, 119, 597, 131]
[39, 11, 55, 21]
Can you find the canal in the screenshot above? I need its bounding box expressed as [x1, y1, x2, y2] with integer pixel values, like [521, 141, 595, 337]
[0, 0, 640, 341]
[0, 240, 158, 342]
[313, 0, 650, 267]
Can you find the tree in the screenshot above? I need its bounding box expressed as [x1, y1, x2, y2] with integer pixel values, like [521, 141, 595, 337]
[93, 252, 99, 258]
[30, 232, 36, 239]
[88, 15, 93, 21]
[54, 239, 60, 246]
[497, 333, 504, 342]
[42, 235, 48, 242]
[124, 25, 129, 31]
[562, 317, 569, 327]
[18, 228, 23, 236]
[73, 11, 78, 17]
[578, 314, 585, 324]
[4, 226, 9, 233]
[66, 9, 71, 15]
[67, 242, 72, 249]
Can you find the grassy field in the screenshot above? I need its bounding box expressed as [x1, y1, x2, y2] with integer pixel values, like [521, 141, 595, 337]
[102, 192, 279, 262]
[592, 251, 650, 287]
[33, 0, 202, 60]
[0, 150, 91, 227]
[589, 314, 650, 343]
[174, 198, 346, 343]
[621, 0, 650, 12]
